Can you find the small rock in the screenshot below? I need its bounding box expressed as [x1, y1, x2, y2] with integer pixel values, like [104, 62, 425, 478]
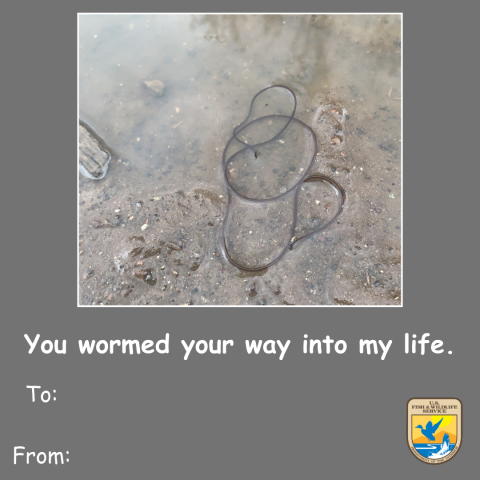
[144, 79, 165, 97]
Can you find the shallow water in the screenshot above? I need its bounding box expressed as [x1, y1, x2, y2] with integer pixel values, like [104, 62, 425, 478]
[79, 14, 401, 305]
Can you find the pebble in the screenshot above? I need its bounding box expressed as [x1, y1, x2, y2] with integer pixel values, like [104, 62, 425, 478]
[144, 79, 165, 96]
[141, 224, 148, 231]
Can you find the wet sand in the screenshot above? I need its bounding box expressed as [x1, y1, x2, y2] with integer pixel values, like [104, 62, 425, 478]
[79, 14, 401, 305]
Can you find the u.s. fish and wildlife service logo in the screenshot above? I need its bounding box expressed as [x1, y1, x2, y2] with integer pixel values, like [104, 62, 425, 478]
[407, 398, 462, 464]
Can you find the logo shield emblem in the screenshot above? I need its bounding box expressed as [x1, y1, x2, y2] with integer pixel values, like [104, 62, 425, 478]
[407, 398, 462, 464]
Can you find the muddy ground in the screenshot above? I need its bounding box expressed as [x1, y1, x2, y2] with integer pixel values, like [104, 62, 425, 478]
[79, 14, 401, 305]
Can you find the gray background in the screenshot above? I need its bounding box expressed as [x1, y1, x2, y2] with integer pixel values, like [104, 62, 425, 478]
[1, 0, 478, 478]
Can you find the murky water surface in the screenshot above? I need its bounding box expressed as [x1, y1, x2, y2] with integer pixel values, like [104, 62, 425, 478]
[79, 14, 401, 305]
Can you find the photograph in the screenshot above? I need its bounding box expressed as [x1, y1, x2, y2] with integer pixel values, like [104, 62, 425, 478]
[78, 13, 402, 306]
